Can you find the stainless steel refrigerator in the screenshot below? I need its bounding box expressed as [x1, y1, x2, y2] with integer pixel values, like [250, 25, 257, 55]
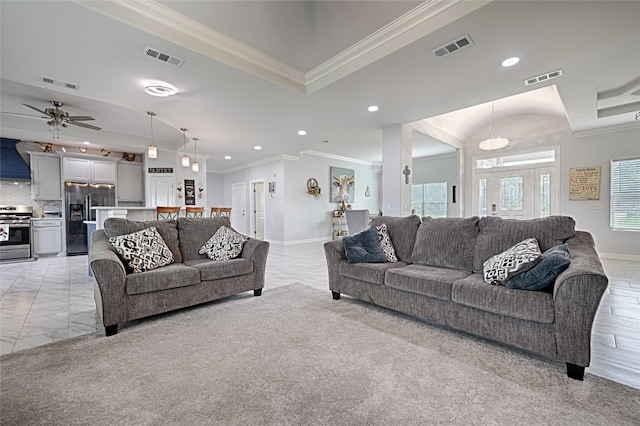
[65, 182, 116, 255]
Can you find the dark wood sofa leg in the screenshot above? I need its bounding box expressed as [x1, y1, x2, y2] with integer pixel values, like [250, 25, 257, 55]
[332, 291, 340, 300]
[105, 324, 118, 337]
[566, 363, 585, 381]
[254, 289, 262, 296]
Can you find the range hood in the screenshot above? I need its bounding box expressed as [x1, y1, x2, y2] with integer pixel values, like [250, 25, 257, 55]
[0, 138, 31, 181]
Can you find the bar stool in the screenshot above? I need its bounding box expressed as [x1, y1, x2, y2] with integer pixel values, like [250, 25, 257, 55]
[210, 207, 221, 217]
[219, 207, 232, 218]
[156, 206, 181, 220]
[185, 206, 204, 218]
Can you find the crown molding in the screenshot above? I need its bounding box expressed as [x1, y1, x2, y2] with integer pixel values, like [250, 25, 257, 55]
[300, 150, 373, 165]
[220, 154, 293, 174]
[573, 121, 640, 138]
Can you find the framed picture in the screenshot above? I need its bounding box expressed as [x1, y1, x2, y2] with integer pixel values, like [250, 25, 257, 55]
[330, 166, 355, 203]
[268, 181, 276, 193]
[333, 210, 342, 218]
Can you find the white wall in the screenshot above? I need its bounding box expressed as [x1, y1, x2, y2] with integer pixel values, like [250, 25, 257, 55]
[206, 172, 224, 207]
[412, 152, 459, 217]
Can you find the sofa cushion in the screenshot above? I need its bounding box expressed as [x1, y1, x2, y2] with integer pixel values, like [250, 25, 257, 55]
[482, 238, 542, 285]
[339, 261, 409, 285]
[199, 225, 248, 261]
[184, 258, 254, 281]
[385, 264, 470, 300]
[125, 263, 201, 295]
[343, 226, 387, 264]
[104, 218, 182, 263]
[109, 227, 174, 273]
[506, 244, 571, 291]
[177, 217, 232, 261]
[376, 224, 398, 263]
[412, 216, 479, 272]
[451, 273, 555, 323]
[473, 216, 575, 273]
[370, 215, 421, 263]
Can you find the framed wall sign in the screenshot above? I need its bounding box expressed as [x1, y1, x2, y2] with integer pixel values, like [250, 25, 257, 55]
[569, 167, 601, 200]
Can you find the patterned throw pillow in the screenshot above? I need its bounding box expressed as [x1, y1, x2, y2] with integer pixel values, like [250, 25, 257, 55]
[199, 225, 248, 261]
[482, 238, 542, 285]
[376, 224, 398, 263]
[109, 227, 174, 273]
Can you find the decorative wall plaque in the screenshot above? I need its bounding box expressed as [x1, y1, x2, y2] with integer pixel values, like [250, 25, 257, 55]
[569, 167, 601, 200]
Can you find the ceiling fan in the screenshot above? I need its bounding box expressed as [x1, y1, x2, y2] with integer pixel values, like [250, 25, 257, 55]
[22, 100, 101, 131]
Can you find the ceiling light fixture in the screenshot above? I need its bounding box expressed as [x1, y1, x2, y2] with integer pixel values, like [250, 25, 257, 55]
[83, 141, 90, 145]
[191, 137, 200, 172]
[147, 111, 157, 159]
[368, 105, 379, 112]
[180, 128, 190, 167]
[224, 155, 231, 160]
[479, 101, 509, 151]
[501, 57, 520, 67]
[254, 145, 262, 150]
[298, 130, 306, 136]
[144, 82, 177, 97]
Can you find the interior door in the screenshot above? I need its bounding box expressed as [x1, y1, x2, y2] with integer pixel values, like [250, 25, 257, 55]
[252, 182, 265, 239]
[231, 182, 246, 234]
[148, 175, 174, 207]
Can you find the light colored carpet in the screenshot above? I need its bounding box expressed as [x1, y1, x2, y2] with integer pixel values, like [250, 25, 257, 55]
[1, 283, 639, 425]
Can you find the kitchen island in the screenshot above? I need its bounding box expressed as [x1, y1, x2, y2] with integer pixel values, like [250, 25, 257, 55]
[92, 207, 164, 229]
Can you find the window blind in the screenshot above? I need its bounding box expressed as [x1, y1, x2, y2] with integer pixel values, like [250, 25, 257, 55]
[610, 157, 640, 231]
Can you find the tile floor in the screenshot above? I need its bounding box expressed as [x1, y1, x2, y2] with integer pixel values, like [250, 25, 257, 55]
[1, 242, 638, 389]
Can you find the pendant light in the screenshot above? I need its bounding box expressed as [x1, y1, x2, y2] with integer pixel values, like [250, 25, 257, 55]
[147, 111, 158, 158]
[479, 101, 509, 150]
[191, 137, 200, 172]
[180, 128, 190, 167]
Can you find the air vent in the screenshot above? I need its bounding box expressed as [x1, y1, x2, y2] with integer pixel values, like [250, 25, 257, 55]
[431, 35, 474, 58]
[143, 47, 185, 67]
[41, 76, 79, 90]
[524, 69, 563, 86]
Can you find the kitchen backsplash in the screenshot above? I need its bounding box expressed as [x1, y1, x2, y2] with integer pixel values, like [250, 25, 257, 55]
[0, 182, 31, 206]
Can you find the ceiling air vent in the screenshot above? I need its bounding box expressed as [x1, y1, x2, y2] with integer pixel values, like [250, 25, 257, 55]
[524, 69, 563, 86]
[143, 47, 185, 68]
[431, 35, 474, 58]
[41, 76, 79, 90]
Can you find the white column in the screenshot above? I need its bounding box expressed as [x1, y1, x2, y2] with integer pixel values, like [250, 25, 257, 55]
[381, 124, 413, 216]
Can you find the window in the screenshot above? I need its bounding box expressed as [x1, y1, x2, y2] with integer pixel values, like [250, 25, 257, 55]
[611, 157, 640, 231]
[412, 182, 447, 217]
[540, 173, 550, 218]
[476, 150, 555, 170]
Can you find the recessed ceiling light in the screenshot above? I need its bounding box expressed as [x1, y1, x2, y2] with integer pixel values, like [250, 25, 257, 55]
[143, 81, 177, 97]
[368, 105, 379, 112]
[254, 145, 262, 150]
[501, 57, 520, 67]
[298, 130, 307, 136]
[83, 141, 90, 145]
[224, 155, 231, 160]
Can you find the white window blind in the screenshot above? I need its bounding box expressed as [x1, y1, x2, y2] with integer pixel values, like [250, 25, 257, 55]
[412, 182, 447, 217]
[610, 157, 640, 231]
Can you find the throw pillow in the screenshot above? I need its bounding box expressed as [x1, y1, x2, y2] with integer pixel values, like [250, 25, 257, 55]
[376, 224, 398, 263]
[506, 244, 571, 291]
[199, 225, 248, 261]
[483, 238, 542, 285]
[109, 227, 174, 273]
[343, 226, 387, 264]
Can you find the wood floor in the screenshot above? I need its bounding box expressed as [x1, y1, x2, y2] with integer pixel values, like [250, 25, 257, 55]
[1, 242, 638, 389]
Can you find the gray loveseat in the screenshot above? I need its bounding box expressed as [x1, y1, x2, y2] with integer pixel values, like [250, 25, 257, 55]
[90, 217, 269, 336]
[324, 215, 608, 380]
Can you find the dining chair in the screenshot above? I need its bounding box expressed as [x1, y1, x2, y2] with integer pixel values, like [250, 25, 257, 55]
[219, 207, 232, 218]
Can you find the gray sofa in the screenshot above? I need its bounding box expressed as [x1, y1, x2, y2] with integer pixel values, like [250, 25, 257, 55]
[324, 215, 608, 380]
[90, 217, 269, 336]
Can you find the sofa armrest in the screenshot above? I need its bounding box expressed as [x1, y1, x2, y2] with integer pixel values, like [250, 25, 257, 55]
[240, 238, 270, 290]
[324, 239, 346, 293]
[553, 231, 608, 367]
[90, 230, 128, 326]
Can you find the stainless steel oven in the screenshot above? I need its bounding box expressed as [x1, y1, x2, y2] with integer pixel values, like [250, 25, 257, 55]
[0, 205, 32, 260]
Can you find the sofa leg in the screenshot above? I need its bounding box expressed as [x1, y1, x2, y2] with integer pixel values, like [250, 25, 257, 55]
[332, 291, 340, 300]
[566, 363, 585, 381]
[254, 289, 262, 296]
[105, 324, 118, 337]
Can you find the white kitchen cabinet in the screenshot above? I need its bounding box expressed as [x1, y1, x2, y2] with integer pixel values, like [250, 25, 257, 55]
[32, 219, 63, 257]
[62, 155, 117, 183]
[117, 162, 144, 202]
[29, 152, 62, 200]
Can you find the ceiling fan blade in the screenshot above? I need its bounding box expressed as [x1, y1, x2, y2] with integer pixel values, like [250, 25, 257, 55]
[23, 103, 50, 116]
[1, 111, 49, 119]
[67, 115, 95, 121]
[68, 120, 101, 131]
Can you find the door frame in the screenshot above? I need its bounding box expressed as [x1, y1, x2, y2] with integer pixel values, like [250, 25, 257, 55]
[250, 179, 266, 240]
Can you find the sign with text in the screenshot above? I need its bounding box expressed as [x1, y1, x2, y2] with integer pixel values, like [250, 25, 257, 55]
[184, 179, 195, 205]
[148, 167, 173, 173]
[569, 166, 600, 200]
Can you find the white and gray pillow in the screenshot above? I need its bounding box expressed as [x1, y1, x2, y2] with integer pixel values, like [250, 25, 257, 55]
[199, 225, 248, 261]
[483, 238, 542, 285]
[376, 224, 398, 263]
[109, 226, 174, 273]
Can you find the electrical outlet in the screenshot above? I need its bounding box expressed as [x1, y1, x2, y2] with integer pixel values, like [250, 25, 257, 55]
[594, 203, 605, 210]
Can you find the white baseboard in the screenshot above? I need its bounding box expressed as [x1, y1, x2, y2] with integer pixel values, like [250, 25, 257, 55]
[267, 237, 331, 246]
[599, 252, 640, 262]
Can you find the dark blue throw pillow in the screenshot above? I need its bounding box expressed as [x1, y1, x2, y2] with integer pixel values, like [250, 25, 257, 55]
[506, 244, 571, 291]
[344, 226, 387, 264]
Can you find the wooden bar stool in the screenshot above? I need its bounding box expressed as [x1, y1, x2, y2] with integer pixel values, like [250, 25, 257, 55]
[156, 206, 181, 220]
[185, 206, 204, 218]
[210, 207, 221, 217]
[219, 207, 232, 218]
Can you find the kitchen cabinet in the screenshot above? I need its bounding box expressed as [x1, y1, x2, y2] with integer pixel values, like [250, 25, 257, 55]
[32, 218, 63, 257]
[117, 162, 144, 202]
[62, 155, 117, 183]
[29, 152, 62, 200]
